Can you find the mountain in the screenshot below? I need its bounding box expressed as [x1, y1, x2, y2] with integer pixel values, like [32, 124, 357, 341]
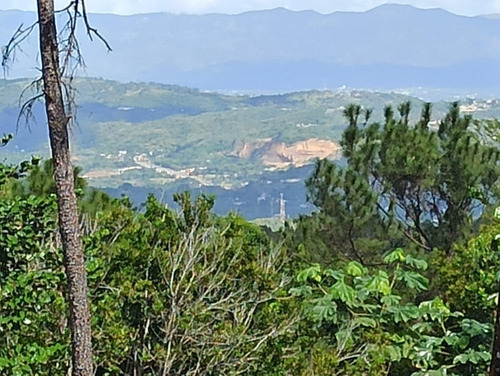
[481, 13, 500, 19]
[2, 77, 500, 218]
[0, 78, 431, 170]
[1, 5, 500, 92]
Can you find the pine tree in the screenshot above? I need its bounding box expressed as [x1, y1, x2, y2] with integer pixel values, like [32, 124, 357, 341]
[300, 102, 500, 263]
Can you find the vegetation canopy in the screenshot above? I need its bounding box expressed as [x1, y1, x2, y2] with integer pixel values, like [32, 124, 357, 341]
[2, 113, 500, 374]
[296, 102, 500, 264]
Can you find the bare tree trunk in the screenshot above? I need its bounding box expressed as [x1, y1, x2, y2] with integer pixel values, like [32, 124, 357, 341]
[37, 1, 93, 375]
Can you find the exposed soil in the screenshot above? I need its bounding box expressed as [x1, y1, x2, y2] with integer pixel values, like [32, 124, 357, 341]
[231, 138, 341, 168]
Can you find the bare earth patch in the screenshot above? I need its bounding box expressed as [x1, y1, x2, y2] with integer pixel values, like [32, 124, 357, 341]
[231, 138, 341, 168]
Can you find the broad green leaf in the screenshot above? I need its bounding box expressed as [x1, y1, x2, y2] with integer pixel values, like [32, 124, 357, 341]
[311, 295, 338, 323]
[0, 357, 10, 368]
[396, 269, 429, 291]
[353, 316, 377, 328]
[330, 278, 356, 304]
[297, 264, 322, 283]
[357, 303, 380, 312]
[390, 333, 406, 343]
[405, 254, 428, 270]
[381, 294, 402, 307]
[444, 332, 461, 347]
[411, 336, 442, 369]
[389, 304, 420, 323]
[289, 285, 313, 297]
[453, 353, 469, 364]
[323, 268, 344, 280]
[346, 261, 365, 276]
[366, 270, 391, 295]
[386, 345, 402, 362]
[383, 248, 406, 263]
[453, 349, 491, 365]
[419, 298, 451, 321]
[411, 321, 433, 334]
[460, 318, 491, 337]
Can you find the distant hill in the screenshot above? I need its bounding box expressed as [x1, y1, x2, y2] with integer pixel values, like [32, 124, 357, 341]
[3, 77, 499, 188]
[1, 5, 500, 92]
[481, 14, 500, 19]
[2, 78, 500, 218]
[0, 78, 437, 182]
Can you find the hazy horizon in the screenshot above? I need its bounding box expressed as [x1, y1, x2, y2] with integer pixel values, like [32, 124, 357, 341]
[0, 0, 499, 17]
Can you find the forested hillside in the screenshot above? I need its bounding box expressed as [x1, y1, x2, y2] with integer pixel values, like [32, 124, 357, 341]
[3, 2, 500, 375]
[3, 103, 500, 374]
[3, 78, 500, 218]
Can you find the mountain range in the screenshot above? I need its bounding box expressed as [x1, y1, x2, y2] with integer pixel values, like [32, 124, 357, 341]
[1, 4, 500, 93]
[2, 77, 500, 218]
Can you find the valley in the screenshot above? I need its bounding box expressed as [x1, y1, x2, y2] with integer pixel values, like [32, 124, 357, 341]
[2, 78, 500, 218]
[3, 3, 500, 373]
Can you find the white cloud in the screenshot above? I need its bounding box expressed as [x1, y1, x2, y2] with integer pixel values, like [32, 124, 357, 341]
[1, 0, 499, 16]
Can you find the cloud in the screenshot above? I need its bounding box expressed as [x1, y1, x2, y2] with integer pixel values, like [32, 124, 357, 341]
[2, 0, 499, 16]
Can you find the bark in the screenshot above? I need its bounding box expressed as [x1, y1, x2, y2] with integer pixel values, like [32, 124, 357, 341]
[489, 277, 500, 376]
[37, 1, 93, 375]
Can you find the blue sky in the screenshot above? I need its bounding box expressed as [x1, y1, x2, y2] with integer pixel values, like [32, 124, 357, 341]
[1, 0, 499, 16]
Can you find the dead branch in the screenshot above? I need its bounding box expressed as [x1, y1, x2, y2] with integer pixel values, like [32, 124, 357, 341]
[2, 0, 112, 133]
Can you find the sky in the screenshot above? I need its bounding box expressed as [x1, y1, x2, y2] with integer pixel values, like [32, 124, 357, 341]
[0, 0, 499, 17]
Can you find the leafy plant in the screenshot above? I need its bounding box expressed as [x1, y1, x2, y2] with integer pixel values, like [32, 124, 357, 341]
[290, 248, 491, 375]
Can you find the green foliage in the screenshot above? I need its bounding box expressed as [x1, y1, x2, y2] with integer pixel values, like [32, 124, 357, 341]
[3, 158, 116, 216]
[0, 138, 40, 189]
[2, 120, 500, 375]
[296, 102, 500, 264]
[0, 161, 298, 375]
[290, 248, 492, 375]
[83, 194, 299, 375]
[172, 190, 215, 231]
[0, 162, 69, 374]
[432, 218, 500, 321]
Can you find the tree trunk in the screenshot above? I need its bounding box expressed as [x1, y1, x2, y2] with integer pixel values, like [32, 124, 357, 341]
[37, 1, 93, 375]
[489, 276, 500, 376]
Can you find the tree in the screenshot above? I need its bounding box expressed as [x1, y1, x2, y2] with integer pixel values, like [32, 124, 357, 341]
[297, 102, 500, 263]
[37, 1, 92, 374]
[0, 182, 300, 374]
[2, 1, 110, 374]
[432, 215, 500, 376]
[291, 249, 492, 375]
[7, 158, 114, 217]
